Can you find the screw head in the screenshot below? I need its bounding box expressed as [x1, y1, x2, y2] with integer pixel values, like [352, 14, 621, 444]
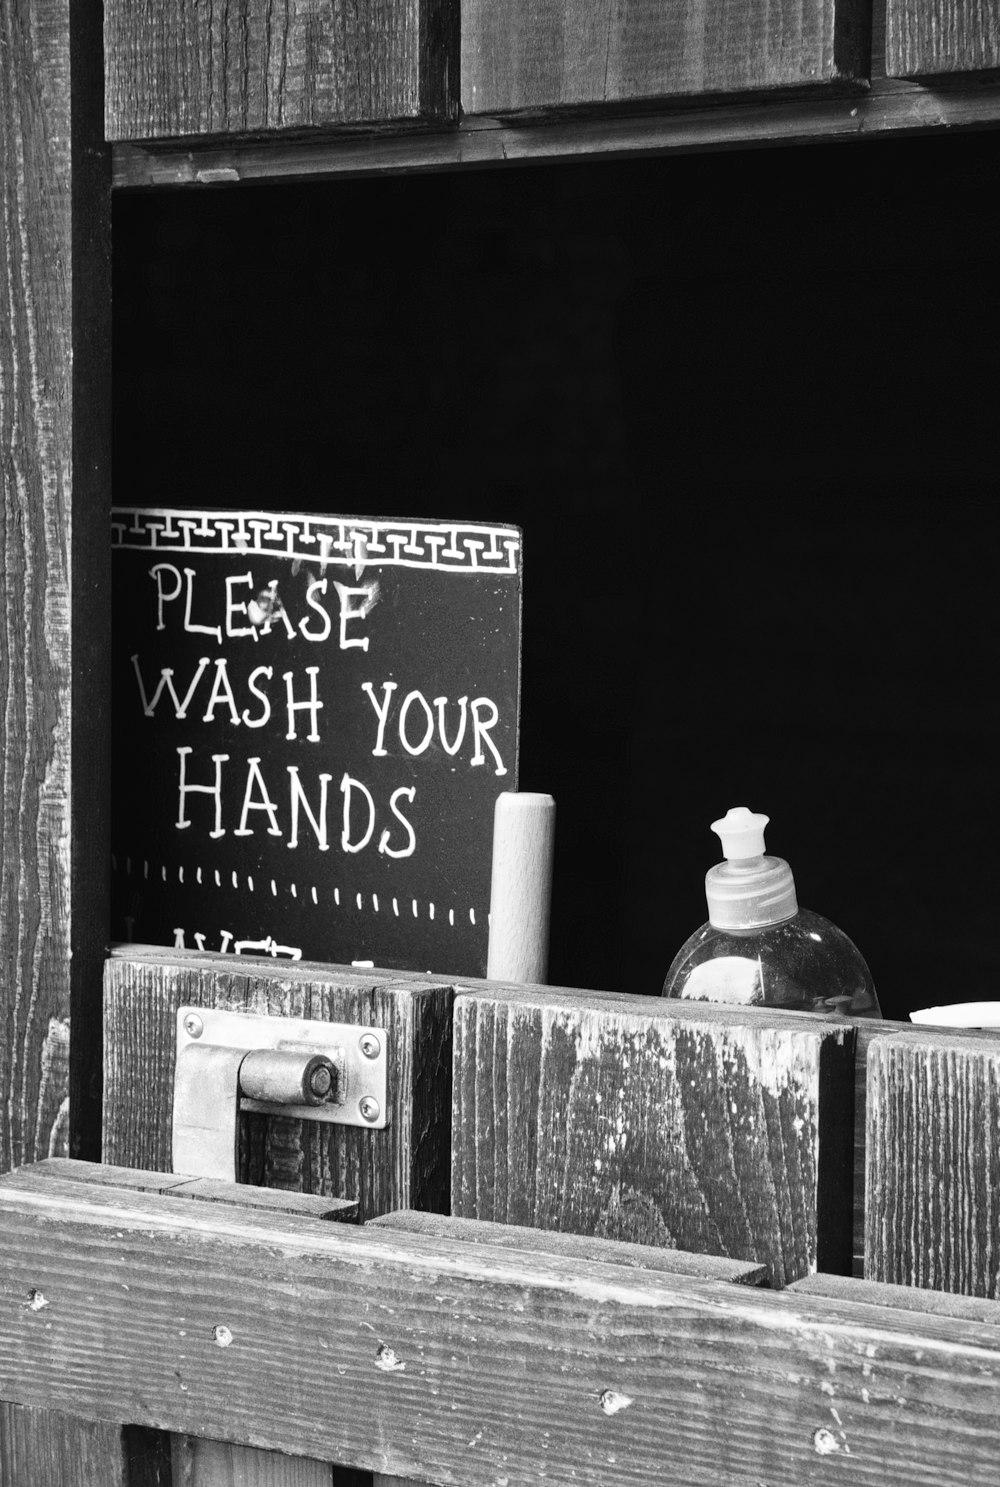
[359, 1096, 380, 1123]
[359, 1032, 381, 1060]
[183, 1012, 204, 1039]
[307, 1062, 333, 1099]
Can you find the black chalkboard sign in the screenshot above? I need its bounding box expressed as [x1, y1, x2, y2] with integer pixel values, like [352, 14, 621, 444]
[111, 509, 521, 976]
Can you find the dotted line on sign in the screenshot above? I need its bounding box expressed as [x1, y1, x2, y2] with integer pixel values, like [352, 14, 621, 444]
[111, 854, 484, 927]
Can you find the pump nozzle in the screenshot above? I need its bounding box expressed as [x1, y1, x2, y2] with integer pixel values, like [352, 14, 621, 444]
[705, 805, 797, 930]
[711, 806, 769, 862]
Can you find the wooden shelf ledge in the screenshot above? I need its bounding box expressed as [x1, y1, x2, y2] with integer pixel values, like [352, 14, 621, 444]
[112, 71, 1000, 190]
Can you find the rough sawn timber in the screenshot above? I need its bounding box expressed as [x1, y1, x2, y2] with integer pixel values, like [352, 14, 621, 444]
[886, 0, 1000, 76]
[171, 1435, 333, 1484]
[0, 0, 111, 1178]
[103, 947, 454, 1221]
[0, 1405, 129, 1487]
[452, 986, 855, 1286]
[865, 1027, 1000, 1296]
[5, 1164, 1000, 1487]
[461, 0, 870, 113]
[369, 1207, 769, 1283]
[103, 0, 459, 140]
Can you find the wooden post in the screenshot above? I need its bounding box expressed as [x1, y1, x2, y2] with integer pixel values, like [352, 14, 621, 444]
[0, 0, 111, 1167]
[487, 792, 556, 983]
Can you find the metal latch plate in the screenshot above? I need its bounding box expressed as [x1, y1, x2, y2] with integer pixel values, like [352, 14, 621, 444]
[177, 1007, 389, 1129]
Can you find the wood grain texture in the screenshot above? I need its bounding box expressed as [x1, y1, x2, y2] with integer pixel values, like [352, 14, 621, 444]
[0, 1403, 127, 1487]
[851, 1018, 1000, 1276]
[172, 1435, 333, 1485]
[369, 1207, 768, 1283]
[887, 0, 1000, 76]
[108, 0, 1000, 184]
[3, 1157, 358, 1220]
[103, 0, 459, 141]
[866, 1029, 1000, 1296]
[0, 0, 110, 1179]
[0, 0, 72, 1179]
[452, 988, 855, 1286]
[103, 947, 454, 1220]
[790, 1270, 1000, 1321]
[8, 1167, 1000, 1487]
[462, 0, 870, 114]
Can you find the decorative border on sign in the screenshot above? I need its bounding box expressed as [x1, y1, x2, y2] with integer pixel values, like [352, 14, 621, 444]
[111, 508, 521, 575]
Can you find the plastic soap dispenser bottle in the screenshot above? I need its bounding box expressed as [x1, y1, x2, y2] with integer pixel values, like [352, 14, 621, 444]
[661, 806, 880, 1017]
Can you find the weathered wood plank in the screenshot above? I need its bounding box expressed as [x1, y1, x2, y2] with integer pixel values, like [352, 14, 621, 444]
[0, 1403, 127, 1487]
[103, 947, 454, 1221]
[0, 0, 111, 1177]
[865, 1028, 1000, 1296]
[0, 0, 71, 1176]
[0, 0, 73, 1178]
[452, 987, 856, 1285]
[887, 0, 1000, 76]
[852, 1018, 1000, 1277]
[462, 0, 869, 115]
[110, 79, 1000, 191]
[103, 0, 459, 142]
[4, 1158, 358, 1221]
[172, 1435, 333, 1484]
[7, 1168, 1000, 1487]
[790, 1270, 1000, 1321]
[369, 1208, 768, 1283]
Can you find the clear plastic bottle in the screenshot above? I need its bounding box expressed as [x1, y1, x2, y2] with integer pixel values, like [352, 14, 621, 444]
[661, 806, 881, 1018]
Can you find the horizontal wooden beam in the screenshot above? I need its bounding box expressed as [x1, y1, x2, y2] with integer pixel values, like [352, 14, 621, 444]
[111, 74, 1000, 190]
[5, 1164, 1000, 1486]
[368, 1207, 769, 1284]
[2, 1157, 359, 1221]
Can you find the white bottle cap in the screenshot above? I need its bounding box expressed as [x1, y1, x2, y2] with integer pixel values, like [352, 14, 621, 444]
[711, 806, 769, 860]
[704, 806, 798, 930]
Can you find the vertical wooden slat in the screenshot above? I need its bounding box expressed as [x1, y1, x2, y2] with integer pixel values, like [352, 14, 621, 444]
[461, 0, 870, 114]
[866, 1030, 1000, 1296]
[103, 0, 460, 142]
[103, 948, 454, 1220]
[0, 0, 110, 1172]
[0, 0, 71, 1178]
[172, 1435, 333, 1484]
[0, 1404, 127, 1487]
[886, 0, 1000, 78]
[0, 0, 113, 1470]
[452, 989, 856, 1286]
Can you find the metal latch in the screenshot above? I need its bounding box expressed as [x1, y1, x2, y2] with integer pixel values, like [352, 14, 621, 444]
[172, 1006, 388, 1182]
